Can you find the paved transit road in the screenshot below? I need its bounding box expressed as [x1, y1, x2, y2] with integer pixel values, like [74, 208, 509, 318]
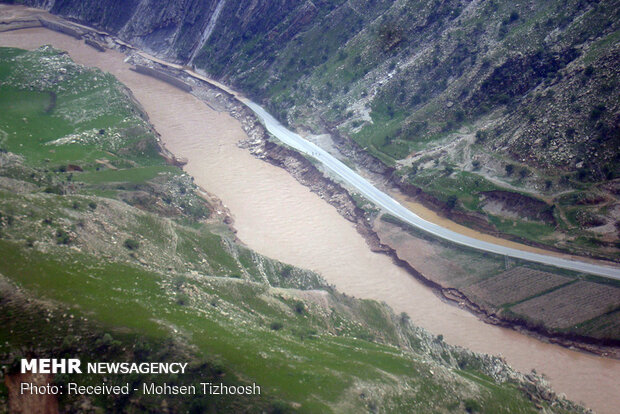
[243, 100, 620, 280]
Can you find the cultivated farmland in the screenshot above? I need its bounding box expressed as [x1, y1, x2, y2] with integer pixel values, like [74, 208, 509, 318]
[511, 281, 620, 329]
[464, 267, 573, 307]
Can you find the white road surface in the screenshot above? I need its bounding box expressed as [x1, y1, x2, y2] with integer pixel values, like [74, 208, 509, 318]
[242, 100, 620, 280]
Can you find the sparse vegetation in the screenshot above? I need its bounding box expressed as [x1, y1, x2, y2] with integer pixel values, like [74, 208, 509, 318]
[162, 0, 620, 259]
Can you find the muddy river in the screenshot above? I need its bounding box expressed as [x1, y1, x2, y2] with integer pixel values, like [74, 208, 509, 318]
[1, 25, 619, 413]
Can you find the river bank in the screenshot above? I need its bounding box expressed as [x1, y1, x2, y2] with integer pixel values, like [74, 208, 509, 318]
[1, 6, 620, 413]
[122, 33, 620, 358]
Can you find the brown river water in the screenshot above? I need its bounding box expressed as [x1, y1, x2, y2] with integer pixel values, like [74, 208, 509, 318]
[1, 25, 619, 413]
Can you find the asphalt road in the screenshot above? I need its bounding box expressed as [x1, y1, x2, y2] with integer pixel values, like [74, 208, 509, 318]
[243, 100, 620, 280]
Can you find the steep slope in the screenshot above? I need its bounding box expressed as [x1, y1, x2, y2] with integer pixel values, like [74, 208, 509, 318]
[19, 0, 619, 259]
[0, 45, 590, 413]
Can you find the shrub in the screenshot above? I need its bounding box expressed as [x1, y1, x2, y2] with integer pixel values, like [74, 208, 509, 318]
[292, 327, 317, 340]
[577, 168, 589, 181]
[99, 333, 114, 347]
[293, 301, 305, 314]
[270, 321, 284, 331]
[464, 399, 481, 413]
[123, 238, 140, 250]
[55, 229, 71, 245]
[505, 164, 514, 176]
[280, 265, 293, 278]
[400, 312, 410, 324]
[176, 293, 190, 306]
[446, 195, 458, 210]
[509, 11, 519, 22]
[88, 201, 97, 210]
[590, 104, 606, 120]
[1, 213, 14, 226]
[474, 130, 487, 143]
[44, 185, 63, 195]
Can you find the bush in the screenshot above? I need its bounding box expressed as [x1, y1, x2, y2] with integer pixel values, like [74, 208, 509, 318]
[464, 399, 481, 413]
[505, 164, 514, 176]
[0, 213, 14, 226]
[88, 201, 97, 210]
[44, 185, 63, 195]
[280, 265, 293, 278]
[123, 238, 140, 250]
[400, 312, 410, 324]
[577, 168, 589, 181]
[446, 195, 458, 210]
[590, 104, 606, 120]
[55, 229, 71, 245]
[509, 11, 519, 22]
[270, 321, 284, 331]
[176, 293, 190, 306]
[293, 301, 305, 314]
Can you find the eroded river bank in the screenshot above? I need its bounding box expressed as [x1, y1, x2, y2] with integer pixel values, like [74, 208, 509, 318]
[1, 9, 620, 413]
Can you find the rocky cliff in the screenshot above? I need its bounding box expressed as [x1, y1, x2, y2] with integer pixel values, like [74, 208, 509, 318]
[18, 0, 620, 258]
